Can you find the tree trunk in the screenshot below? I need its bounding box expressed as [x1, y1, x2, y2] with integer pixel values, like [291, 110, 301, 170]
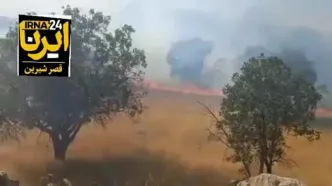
[44, 122, 82, 161]
[265, 160, 273, 174]
[258, 110, 268, 174]
[258, 154, 265, 174]
[243, 163, 251, 178]
[266, 165, 272, 174]
[51, 133, 70, 161]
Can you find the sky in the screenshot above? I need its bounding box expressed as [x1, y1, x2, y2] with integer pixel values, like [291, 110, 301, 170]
[1, 0, 332, 86]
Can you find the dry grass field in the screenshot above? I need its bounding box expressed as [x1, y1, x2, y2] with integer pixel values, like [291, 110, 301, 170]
[0, 90, 331, 186]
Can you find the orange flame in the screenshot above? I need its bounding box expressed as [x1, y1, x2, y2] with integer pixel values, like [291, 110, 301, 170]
[143, 79, 332, 117]
[144, 79, 223, 96]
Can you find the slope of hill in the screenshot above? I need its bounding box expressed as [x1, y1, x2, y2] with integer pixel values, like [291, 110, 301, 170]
[0, 89, 329, 186]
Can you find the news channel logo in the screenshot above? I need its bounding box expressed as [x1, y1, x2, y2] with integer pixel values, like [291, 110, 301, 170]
[17, 14, 72, 77]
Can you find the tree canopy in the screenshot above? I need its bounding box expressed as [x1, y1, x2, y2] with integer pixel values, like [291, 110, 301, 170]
[0, 5, 147, 160]
[206, 54, 322, 177]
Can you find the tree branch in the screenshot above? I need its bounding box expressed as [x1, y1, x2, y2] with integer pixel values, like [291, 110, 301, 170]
[197, 101, 231, 148]
[197, 101, 230, 140]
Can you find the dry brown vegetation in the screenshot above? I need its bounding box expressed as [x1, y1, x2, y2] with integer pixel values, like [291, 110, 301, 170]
[0, 90, 331, 186]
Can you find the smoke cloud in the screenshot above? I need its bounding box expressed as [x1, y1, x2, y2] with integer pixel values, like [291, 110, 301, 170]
[115, 0, 332, 89]
[166, 38, 234, 89]
[2, 0, 332, 89]
[237, 46, 317, 85]
[166, 38, 214, 88]
[165, 25, 324, 88]
[233, 24, 332, 87]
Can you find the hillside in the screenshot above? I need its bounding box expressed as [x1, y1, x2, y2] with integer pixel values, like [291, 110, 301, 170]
[0, 89, 330, 186]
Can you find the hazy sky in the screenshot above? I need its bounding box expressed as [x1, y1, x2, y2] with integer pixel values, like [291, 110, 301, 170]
[2, 0, 332, 83]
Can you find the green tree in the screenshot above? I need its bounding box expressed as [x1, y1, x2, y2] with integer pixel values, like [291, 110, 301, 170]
[205, 54, 321, 177]
[0, 33, 27, 142]
[0, 5, 147, 160]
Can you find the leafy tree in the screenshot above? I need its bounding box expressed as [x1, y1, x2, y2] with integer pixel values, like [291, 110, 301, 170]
[0, 5, 147, 160]
[0, 37, 26, 144]
[204, 54, 321, 177]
